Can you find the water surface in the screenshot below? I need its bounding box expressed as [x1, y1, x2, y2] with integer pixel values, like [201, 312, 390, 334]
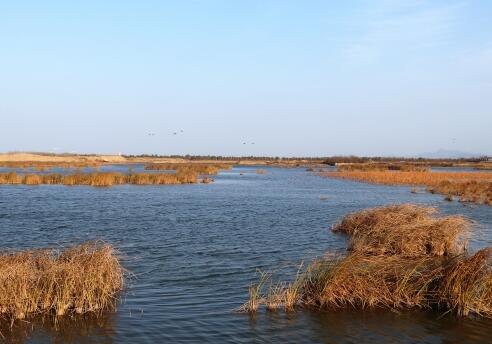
[1, 166, 492, 343]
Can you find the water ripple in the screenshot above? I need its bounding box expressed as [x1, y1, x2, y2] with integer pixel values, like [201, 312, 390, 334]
[1, 167, 492, 343]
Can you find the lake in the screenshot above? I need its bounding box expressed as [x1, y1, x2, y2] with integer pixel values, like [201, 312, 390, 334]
[1, 166, 492, 343]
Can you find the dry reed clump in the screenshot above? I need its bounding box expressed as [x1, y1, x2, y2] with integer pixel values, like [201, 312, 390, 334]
[241, 204, 492, 318]
[23, 174, 42, 185]
[201, 177, 214, 184]
[238, 267, 306, 313]
[301, 254, 444, 310]
[323, 170, 492, 206]
[438, 248, 492, 317]
[332, 204, 469, 257]
[474, 163, 492, 170]
[337, 163, 429, 172]
[0, 171, 199, 187]
[325, 170, 492, 187]
[0, 172, 22, 184]
[0, 242, 123, 321]
[144, 163, 232, 175]
[429, 180, 492, 205]
[239, 254, 445, 313]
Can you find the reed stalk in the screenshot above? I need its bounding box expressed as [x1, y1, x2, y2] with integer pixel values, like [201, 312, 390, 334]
[0, 242, 123, 321]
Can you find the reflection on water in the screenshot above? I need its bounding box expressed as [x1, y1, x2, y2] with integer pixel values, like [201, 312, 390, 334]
[242, 309, 492, 343]
[0, 313, 116, 344]
[0, 166, 492, 343]
[304, 310, 492, 344]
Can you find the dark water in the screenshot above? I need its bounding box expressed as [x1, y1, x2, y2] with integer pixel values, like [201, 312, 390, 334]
[1, 166, 492, 343]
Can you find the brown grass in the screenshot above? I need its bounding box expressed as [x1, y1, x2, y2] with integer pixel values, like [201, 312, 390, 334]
[0, 242, 123, 321]
[201, 176, 214, 184]
[0, 171, 199, 187]
[429, 180, 492, 205]
[323, 170, 492, 205]
[301, 254, 444, 310]
[471, 162, 492, 170]
[23, 174, 43, 185]
[240, 253, 446, 313]
[337, 163, 429, 172]
[238, 270, 270, 313]
[144, 163, 232, 175]
[332, 204, 469, 257]
[438, 248, 492, 317]
[241, 204, 492, 318]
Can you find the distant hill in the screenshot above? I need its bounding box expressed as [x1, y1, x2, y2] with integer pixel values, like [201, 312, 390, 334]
[416, 149, 484, 159]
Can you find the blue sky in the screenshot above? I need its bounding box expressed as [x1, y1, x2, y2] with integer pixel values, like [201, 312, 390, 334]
[1, 0, 491, 156]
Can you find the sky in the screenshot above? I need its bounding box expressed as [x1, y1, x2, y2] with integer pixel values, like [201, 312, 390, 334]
[0, 0, 491, 157]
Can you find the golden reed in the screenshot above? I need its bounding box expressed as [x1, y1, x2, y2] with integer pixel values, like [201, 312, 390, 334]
[0, 171, 199, 187]
[324, 170, 492, 205]
[240, 204, 492, 318]
[0, 242, 123, 320]
[144, 163, 232, 175]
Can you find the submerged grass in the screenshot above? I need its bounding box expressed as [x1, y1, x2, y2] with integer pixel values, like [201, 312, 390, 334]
[239, 270, 270, 313]
[0, 242, 123, 321]
[0, 171, 198, 186]
[323, 170, 492, 205]
[241, 204, 492, 319]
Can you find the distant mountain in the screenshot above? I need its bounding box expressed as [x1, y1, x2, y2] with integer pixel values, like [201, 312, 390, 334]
[416, 149, 484, 159]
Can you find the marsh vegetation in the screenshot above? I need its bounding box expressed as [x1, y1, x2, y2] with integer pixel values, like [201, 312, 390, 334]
[241, 204, 492, 318]
[0, 242, 123, 321]
[336, 163, 430, 172]
[323, 170, 492, 205]
[1, 164, 492, 342]
[0, 171, 200, 186]
[144, 162, 232, 175]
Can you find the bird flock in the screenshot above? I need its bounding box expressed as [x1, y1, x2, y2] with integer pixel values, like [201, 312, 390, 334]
[147, 130, 256, 146]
